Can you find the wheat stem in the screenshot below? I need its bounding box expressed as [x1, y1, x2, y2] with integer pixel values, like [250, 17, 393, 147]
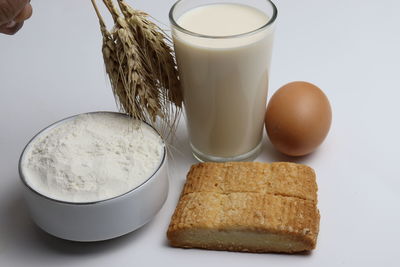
[102, 0, 120, 22]
[90, 0, 107, 28]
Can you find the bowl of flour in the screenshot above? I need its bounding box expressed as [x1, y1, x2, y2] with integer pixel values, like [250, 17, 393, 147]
[19, 112, 168, 241]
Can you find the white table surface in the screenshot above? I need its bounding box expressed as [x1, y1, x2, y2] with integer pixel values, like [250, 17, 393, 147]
[1, 0, 399, 266]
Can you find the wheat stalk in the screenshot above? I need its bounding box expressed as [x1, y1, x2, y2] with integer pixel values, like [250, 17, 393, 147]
[91, 0, 182, 138]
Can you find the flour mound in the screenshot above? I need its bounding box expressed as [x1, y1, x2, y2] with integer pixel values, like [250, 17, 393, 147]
[22, 113, 164, 203]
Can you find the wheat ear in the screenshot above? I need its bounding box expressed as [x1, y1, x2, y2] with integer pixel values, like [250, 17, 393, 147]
[91, 0, 182, 138]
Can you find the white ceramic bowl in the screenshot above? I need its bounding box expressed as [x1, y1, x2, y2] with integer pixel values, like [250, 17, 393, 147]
[18, 112, 168, 242]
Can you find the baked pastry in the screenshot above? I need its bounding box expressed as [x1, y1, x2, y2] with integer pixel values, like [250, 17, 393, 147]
[167, 162, 320, 253]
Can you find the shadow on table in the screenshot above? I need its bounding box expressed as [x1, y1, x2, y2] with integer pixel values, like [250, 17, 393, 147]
[260, 137, 317, 164]
[31, 220, 152, 255]
[1, 185, 153, 256]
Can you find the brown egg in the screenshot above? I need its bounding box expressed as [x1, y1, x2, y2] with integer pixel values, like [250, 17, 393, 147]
[265, 81, 332, 156]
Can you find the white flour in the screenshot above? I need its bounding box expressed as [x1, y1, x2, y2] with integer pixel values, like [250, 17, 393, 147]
[21, 113, 164, 202]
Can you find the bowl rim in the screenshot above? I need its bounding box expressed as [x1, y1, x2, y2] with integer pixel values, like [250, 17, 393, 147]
[18, 111, 167, 206]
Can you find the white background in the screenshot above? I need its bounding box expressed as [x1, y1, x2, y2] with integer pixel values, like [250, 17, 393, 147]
[1, 0, 399, 266]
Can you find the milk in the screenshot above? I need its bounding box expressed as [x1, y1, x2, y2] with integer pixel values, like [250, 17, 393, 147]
[172, 3, 275, 160]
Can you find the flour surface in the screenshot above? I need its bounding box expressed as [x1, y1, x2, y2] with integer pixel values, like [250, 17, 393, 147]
[22, 113, 164, 202]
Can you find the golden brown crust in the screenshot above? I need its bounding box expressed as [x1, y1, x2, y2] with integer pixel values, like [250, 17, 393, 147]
[182, 162, 318, 202]
[167, 162, 320, 253]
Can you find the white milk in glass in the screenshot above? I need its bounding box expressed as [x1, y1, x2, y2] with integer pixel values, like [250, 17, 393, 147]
[172, 3, 275, 161]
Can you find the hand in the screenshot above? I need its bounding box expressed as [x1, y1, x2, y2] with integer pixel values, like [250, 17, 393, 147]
[0, 0, 32, 35]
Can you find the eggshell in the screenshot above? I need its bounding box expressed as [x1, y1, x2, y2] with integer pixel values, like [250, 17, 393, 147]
[265, 81, 332, 156]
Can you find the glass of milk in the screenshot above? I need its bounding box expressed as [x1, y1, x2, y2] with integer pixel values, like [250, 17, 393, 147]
[170, 0, 277, 162]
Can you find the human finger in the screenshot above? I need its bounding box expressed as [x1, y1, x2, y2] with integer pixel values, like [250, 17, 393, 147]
[0, 20, 23, 35]
[0, 0, 29, 25]
[14, 3, 32, 22]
